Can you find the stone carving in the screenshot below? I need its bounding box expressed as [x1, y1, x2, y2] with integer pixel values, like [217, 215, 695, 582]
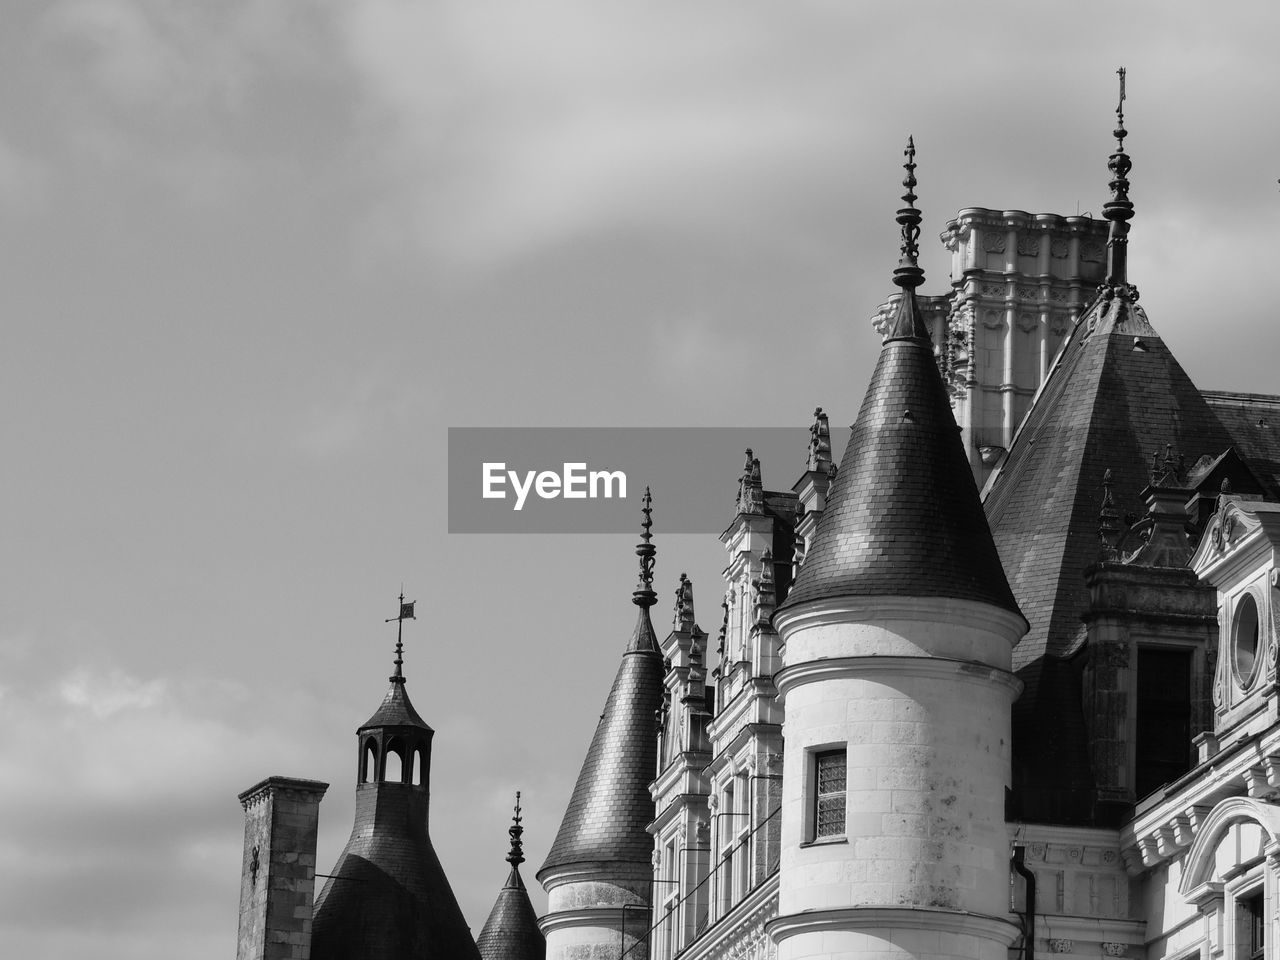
[983, 232, 1007, 254]
[1049, 940, 1074, 954]
[1050, 314, 1070, 337]
[1051, 238, 1070, 258]
[1017, 313, 1038, 333]
[1103, 944, 1128, 957]
[982, 309, 1003, 329]
[1082, 240, 1104, 262]
[1016, 285, 1041, 301]
[1018, 235, 1040, 257]
[980, 282, 1004, 297]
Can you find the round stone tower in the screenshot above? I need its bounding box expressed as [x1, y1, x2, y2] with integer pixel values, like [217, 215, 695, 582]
[769, 141, 1028, 960]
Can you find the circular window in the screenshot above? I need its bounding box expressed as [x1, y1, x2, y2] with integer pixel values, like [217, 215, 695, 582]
[1233, 593, 1262, 688]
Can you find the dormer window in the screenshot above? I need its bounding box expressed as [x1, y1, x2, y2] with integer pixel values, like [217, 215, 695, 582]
[1233, 593, 1262, 690]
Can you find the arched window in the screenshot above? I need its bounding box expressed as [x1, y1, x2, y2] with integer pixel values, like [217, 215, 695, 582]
[384, 738, 405, 783]
[411, 748, 423, 786]
[361, 738, 378, 784]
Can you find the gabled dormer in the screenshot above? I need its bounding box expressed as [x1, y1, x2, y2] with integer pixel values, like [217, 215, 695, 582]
[1190, 498, 1280, 751]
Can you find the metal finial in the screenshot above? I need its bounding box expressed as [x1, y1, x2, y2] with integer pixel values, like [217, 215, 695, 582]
[506, 791, 525, 868]
[633, 487, 657, 608]
[1103, 67, 1135, 287]
[893, 136, 924, 291]
[385, 590, 416, 683]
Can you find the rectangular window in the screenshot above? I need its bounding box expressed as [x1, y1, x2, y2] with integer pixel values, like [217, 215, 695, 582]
[1136, 647, 1192, 798]
[814, 749, 847, 839]
[1243, 891, 1264, 960]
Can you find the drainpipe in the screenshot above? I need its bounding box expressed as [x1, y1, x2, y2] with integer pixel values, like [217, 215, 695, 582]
[1012, 845, 1036, 960]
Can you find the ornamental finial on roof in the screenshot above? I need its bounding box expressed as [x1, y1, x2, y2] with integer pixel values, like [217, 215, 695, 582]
[506, 791, 525, 868]
[633, 487, 657, 608]
[807, 407, 832, 473]
[384, 590, 416, 684]
[893, 136, 924, 292]
[1103, 67, 1136, 290]
[1098, 469, 1120, 560]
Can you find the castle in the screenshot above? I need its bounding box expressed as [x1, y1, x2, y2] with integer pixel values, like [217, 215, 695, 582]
[233, 84, 1280, 960]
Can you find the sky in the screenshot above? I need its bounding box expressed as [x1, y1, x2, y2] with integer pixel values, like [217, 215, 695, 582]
[1, 2, 1279, 957]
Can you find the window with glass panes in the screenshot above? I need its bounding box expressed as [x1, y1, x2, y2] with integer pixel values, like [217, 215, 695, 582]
[814, 749, 847, 838]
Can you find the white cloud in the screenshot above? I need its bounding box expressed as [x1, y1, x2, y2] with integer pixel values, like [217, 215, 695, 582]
[60, 667, 167, 718]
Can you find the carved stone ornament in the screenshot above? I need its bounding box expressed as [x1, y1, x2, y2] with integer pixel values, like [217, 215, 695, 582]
[1017, 313, 1038, 333]
[1082, 240, 1105, 262]
[652, 849, 662, 868]
[982, 309, 1003, 329]
[1016, 285, 1040, 301]
[980, 282, 1004, 297]
[1050, 314, 1070, 337]
[1102, 944, 1128, 957]
[707, 793, 719, 812]
[1051, 238, 1070, 258]
[983, 232, 1007, 254]
[1018, 235, 1040, 257]
[1048, 940, 1074, 954]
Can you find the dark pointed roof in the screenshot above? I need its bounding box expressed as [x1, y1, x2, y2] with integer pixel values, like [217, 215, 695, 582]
[312, 610, 478, 960]
[360, 680, 433, 732]
[538, 494, 664, 877]
[984, 292, 1235, 821]
[781, 138, 1020, 616]
[477, 795, 545, 960]
[983, 78, 1241, 823]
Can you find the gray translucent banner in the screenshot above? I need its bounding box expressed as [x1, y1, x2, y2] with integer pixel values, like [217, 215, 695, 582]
[448, 427, 849, 534]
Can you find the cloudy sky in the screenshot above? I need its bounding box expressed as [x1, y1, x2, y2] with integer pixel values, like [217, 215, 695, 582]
[2, 2, 1279, 957]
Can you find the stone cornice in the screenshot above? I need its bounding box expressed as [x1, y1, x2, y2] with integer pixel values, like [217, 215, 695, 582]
[773, 594, 1028, 645]
[1120, 723, 1280, 875]
[237, 776, 329, 809]
[775, 655, 1022, 700]
[766, 905, 1020, 947]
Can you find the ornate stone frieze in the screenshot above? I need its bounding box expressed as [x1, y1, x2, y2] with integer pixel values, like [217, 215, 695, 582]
[1102, 943, 1128, 956]
[1051, 238, 1070, 258]
[1082, 240, 1105, 262]
[1049, 939, 1074, 953]
[983, 232, 1007, 254]
[1018, 235, 1040, 257]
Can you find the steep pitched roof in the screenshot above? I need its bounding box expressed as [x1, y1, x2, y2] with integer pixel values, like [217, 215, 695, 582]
[360, 679, 432, 732]
[781, 287, 1020, 614]
[476, 867, 546, 960]
[1203, 391, 1280, 497]
[537, 607, 664, 874]
[984, 291, 1236, 822]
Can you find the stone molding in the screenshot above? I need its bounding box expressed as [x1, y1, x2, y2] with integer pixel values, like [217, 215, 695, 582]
[766, 905, 1020, 947]
[773, 594, 1028, 646]
[775, 654, 1023, 700]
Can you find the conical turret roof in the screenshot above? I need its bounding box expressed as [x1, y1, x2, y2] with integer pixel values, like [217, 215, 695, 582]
[781, 139, 1020, 617]
[538, 492, 664, 876]
[477, 794, 546, 960]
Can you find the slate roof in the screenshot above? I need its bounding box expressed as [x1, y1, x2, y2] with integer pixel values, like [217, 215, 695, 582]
[984, 290, 1238, 824]
[780, 288, 1021, 616]
[476, 866, 546, 960]
[538, 607, 664, 876]
[1203, 391, 1280, 497]
[360, 679, 433, 732]
[312, 679, 478, 960]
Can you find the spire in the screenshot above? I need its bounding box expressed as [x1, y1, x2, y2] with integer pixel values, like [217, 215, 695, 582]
[477, 792, 545, 960]
[384, 591, 416, 684]
[633, 487, 657, 609]
[736, 449, 764, 515]
[1103, 67, 1135, 290]
[507, 791, 525, 869]
[627, 489, 660, 654]
[673, 573, 695, 634]
[780, 137, 1020, 615]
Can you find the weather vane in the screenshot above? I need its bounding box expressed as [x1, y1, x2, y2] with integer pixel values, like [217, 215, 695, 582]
[385, 588, 416, 682]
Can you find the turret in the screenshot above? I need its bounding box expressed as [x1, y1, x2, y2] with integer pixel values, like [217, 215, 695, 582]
[310, 597, 480, 960]
[477, 793, 546, 960]
[538, 490, 666, 960]
[770, 139, 1028, 960]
